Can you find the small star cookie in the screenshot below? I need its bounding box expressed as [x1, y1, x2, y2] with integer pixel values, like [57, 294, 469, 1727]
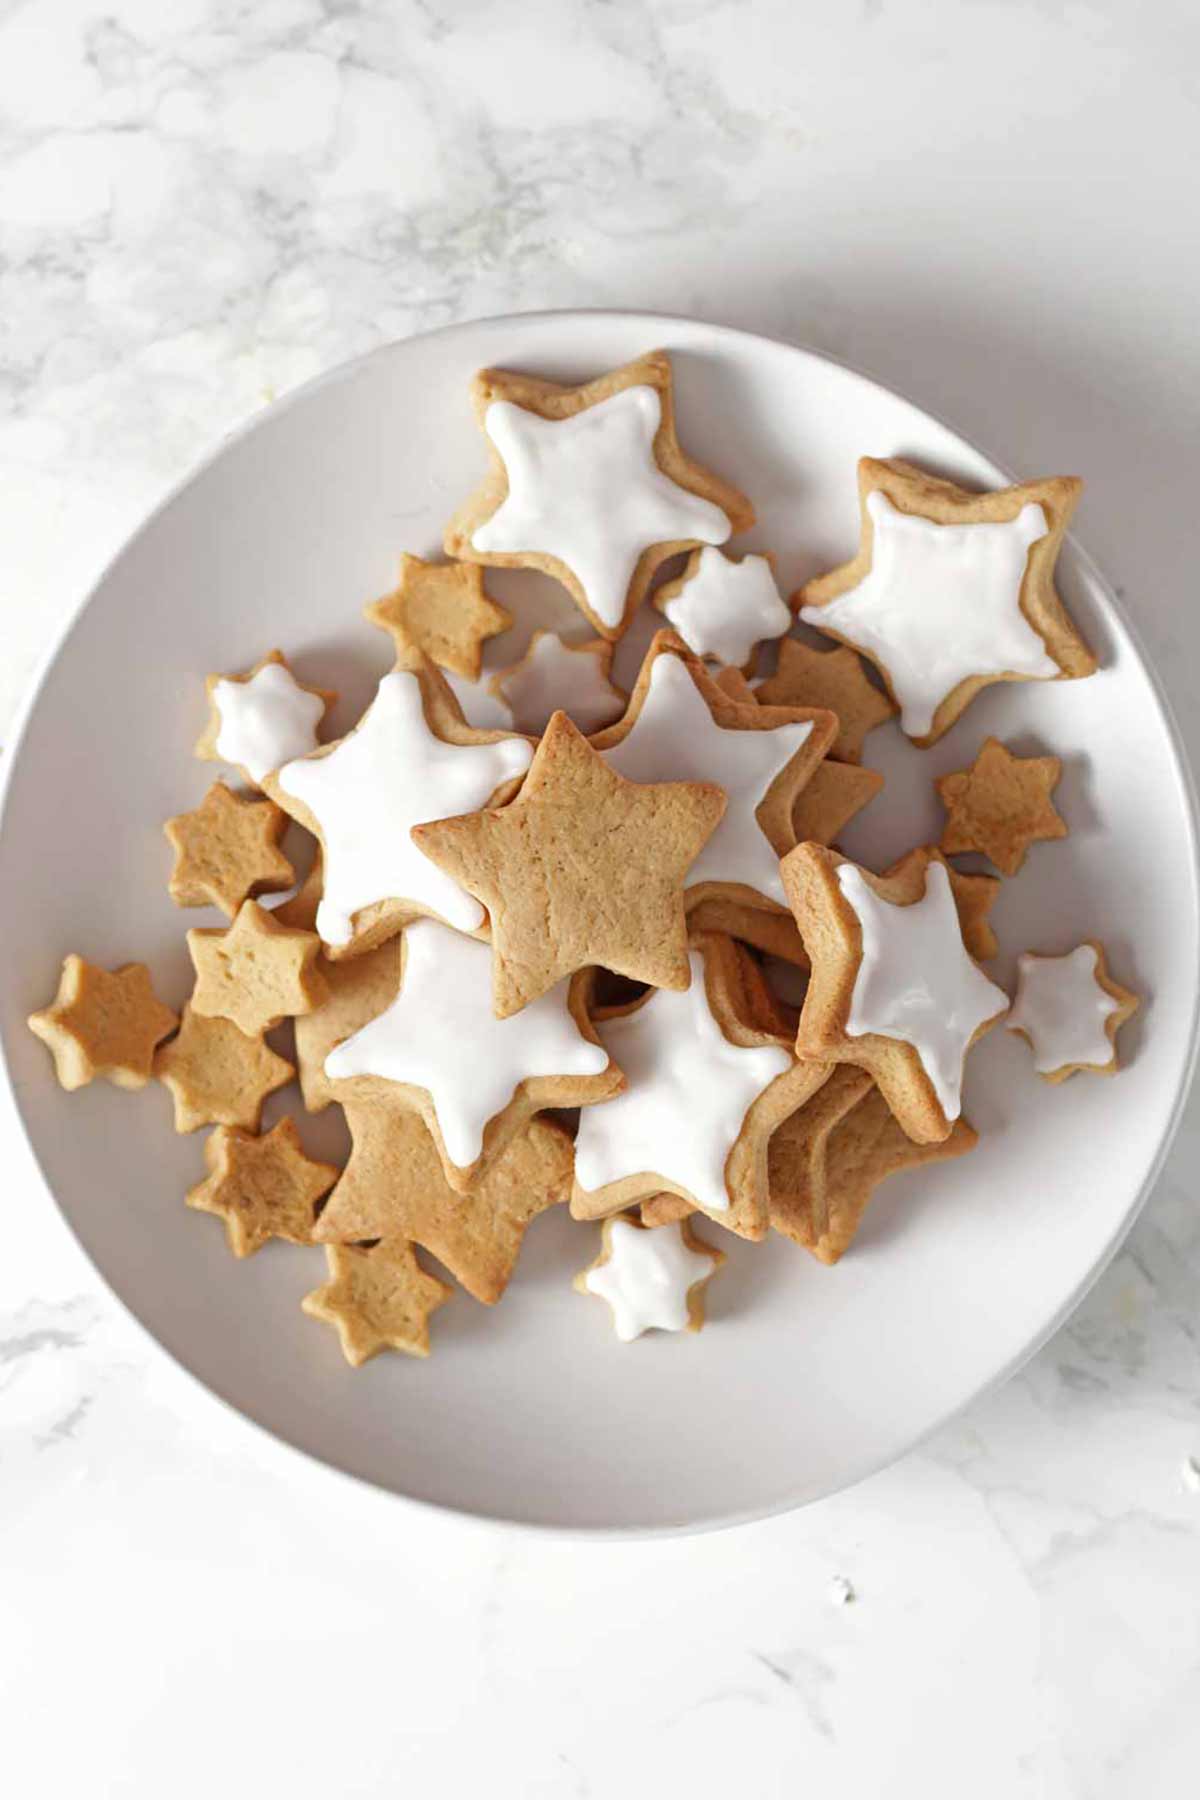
[364, 553, 512, 681]
[154, 1004, 294, 1133]
[489, 630, 626, 735]
[574, 1214, 724, 1342]
[302, 1241, 452, 1365]
[444, 350, 754, 640]
[164, 780, 295, 917]
[186, 1116, 339, 1257]
[792, 759, 885, 849]
[413, 710, 727, 1017]
[654, 547, 792, 672]
[187, 900, 328, 1037]
[197, 650, 335, 786]
[28, 956, 178, 1091]
[1007, 941, 1138, 1081]
[754, 637, 896, 763]
[798, 458, 1095, 745]
[936, 736, 1067, 875]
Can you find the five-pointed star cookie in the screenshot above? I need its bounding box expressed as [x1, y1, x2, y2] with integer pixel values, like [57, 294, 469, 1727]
[755, 637, 897, 762]
[28, 956, 178, 1091]
[798, 458, 1096, 744]
[936, 735, 1068, 875]
[302, 1241, 452, 1365]
[574, 1214, 724, 1342]
[444, 351, 755, 640]
[186, 1116, 339, 1257]
[315, 1106, 573, 1304]
[413, 711, 727, 1017]
[188, 899, 328, 1036]
[489, 630, 626, 735]
[164, 780, 295, 918]
[154, 1003, 294, 1134]
[1007, 940, 1139, 1081]
[364, 553, 513, 680]
[883, 846, 1001, 962]
[197, 650, 335, 786]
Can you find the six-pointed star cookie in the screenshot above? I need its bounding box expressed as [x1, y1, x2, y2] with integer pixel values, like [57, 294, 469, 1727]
[1007, 940, 1139, 1081]
[413, 711, 727, 1017]
[188, 899, 328, 1036]
[798, 458, 1095, 744]
[302, 1241, 452, 1365]
[574, 1214, 724, 1342]
[186, 1116, 339, 1257]
[164, 780, 295, 917]
[268, 656, 533, 956]
[364, 553, 513, 681]
[654, 547, 792, 672]
[936, 735, 1068, 875]
[29, 955, 178, 1091]
[315, 1106, 573, 1304]
[155, 1003, 294, 1133]
[197, 650, 335, 786]
[489, 630, 626, 734]
[322, 918, 621, 1192]
[444, 351, 754, 640]
[754, 636, 897, 762]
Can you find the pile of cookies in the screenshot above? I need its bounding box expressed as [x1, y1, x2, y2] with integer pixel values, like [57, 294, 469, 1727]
[27, 350, 1140, 1363]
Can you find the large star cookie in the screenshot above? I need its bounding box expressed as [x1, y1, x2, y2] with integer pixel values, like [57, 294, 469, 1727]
[489, 630, 626, 735]
[302, 1241, 452, 1364]
[197, 650, 334, 786]
[28, 956, 178, 1092]
[188, 900, 327, 1037]
[164, 780, 294, 918]
[1007, 940, 1138, 1081]
[364, 553, 512, 680]
[798, 458, 1095, 745]
[186, 1117, 338, 1257]
[444, 351, 754, 640]
[574, 1214, 724, 1342]
[654, 547, 792, 672]
[936, 736, 1067, 875]
[155, 1004, 294, 1133]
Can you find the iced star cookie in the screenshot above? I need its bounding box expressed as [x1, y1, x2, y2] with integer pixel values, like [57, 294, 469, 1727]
[266, 653, 533, 958]
[936, 736, 1067, 875]
[322, 918, 621, 1192]
[781, 844, 1009, 1143]
[302, 1241, 451, 1365]
[413, 711, 727, 1017]
[489, 630, 626, 735]
[363, 553, 512, 681]
[154, 1004, 294, 1134]
[444, 351, 754, 641]
[654, 547, 792, 672]
[798, 458, 1095, 745]
[574, 1215, 724, 1342]
[164, 781, 294, 918]
[571, 932, 829, 1240]
[1006, 941, 1138, 1081]
[753, 637, 897, 764]
[186, 1117, 339, 1257]
[28, 956, 178, 1092]
[197, 650, 334, 786]
[187, 899, 327, 1037]
[884, 845, 1001, 963]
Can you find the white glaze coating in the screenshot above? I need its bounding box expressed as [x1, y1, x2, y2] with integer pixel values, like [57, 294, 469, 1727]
[494, 632, 624, 734]
[441, 669, 515, 732]
[661, 547, 791, 667]
[472, 386, 732, 629]
[584, 1218, 715, 1342]
[837, 860, 1009, 1119]
[800, 491, 1057, 737]
[324, 919, 609, 1170]
[1007, 945, 1123, 1073]
[573, 951, 791, 1211]
[602, 653, 810, 904]
[277, 670, 532, 947]
[212, 662, 325, 783]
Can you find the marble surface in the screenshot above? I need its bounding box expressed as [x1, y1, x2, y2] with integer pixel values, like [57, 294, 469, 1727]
[3, 2, 1199, 1793]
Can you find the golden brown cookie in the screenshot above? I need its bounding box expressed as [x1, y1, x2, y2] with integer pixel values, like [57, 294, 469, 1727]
[28, 956, 178, 1092]
[302, 1241, 452, 1365]
[792, 760, 885, 848]
[639, 1193, 695, 1228]
[154, 1003, 294, 1133]
[293, 937, 403, 1113]
[488, 630, 626, 734]
[574, 1213, 724, 1340]
[270, 851, 323, 933]
[413, 710, 727, 1017]
[1006, 940, 1139, 1081]
[164, 780, 294, 917]
[444, 351, 755, 641]
[196, 650, 335, 786]
[186, 1116, 339, 1257]
[364, 553, 513, 680]
[936, 736, 1067, 875]
[755, 637, 896, 762]
[187, 900, 328, 1037]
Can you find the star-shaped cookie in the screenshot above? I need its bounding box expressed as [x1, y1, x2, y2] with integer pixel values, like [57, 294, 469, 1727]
[302, 1241, 452, 1365]
[883, 846, 1001, 962]
[936, 736, 1067, 875]
[654, 547, 792, 672]
[315, 1106, 573, 1304]
[798, 458, 1095, 744]
[188, 900, 328, 1037]
[197, 650, 335, 786]
[28, 956, 178, 1091]
[364, 553, 512, 680]
[489, 630, 626, 734]
[754, 637, 896, 762]
[186, 1116, 339, 1257]
[293, 936, 403, 1112]
[155, 1003, 294, 1133]
[1007, 940, 1138, 1081]
[164, 780, 295, 917]
[444, 351, 754, 640]
[413, 711, 727, 1017]
[792, 759, 885, 848]
[574, 1214, 724, 1341]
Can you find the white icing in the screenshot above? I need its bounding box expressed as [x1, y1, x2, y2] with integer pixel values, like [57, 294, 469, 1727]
[472, 387, 732, 629]
[1006, 945, 1122, 1073]
[837, 860, 1008, 1119]
[602, 653, 811, 905]
[494, 632, 624, 734]
[800, 491, 1057, 737]
[278, 670, 532, 947]
[324, 919, 609, 1170]
[442, 668, 515, 732]
[584, 1218, 714, 1342]
[213, 662, 325, 783]
[573, 952, 791, 1211]
[662, 548, 791, 667]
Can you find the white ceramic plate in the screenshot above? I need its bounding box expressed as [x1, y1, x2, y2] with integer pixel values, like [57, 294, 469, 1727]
[1, 312, 1196, 1533]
